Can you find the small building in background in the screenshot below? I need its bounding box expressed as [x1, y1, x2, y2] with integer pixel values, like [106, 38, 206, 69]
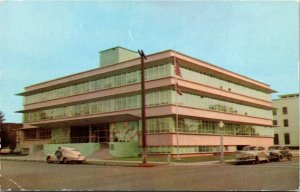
[16, 46, 276, 157]
[272, 93, 299, 149]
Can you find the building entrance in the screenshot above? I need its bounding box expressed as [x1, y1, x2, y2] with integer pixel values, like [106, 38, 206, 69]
[91, 123, 110, 143]
[70, 123, 110, 143]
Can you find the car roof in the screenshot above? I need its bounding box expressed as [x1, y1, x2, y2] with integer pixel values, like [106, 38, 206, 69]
[61, 147, 78, 150]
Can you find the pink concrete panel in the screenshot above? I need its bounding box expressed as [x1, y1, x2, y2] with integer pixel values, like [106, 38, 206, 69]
[171, 134, 273, 148]
[140, 133, 273, 149]
[139, 134, 173, 146]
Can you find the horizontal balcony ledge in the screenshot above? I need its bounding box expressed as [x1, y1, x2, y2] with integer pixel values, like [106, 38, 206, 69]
[146, 132, 273, 138]
[23, 105, 272, 127]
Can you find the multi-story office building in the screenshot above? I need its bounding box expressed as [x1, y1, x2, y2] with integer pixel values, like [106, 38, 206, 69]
[272, 93, 299, 149]
[17, 47, 275, 157]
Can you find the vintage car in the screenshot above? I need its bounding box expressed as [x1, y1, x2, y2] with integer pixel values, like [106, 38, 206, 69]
[46, 147, 86, 164]
[0, 147, 12, 154]
[235, 146, 270, 164]
[268, 145, 292, 162]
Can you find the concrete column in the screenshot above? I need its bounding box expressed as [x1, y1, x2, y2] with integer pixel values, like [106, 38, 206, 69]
[89, 125, 92, 143]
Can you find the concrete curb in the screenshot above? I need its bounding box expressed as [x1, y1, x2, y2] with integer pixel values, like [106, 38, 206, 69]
[0, 157, 227, 167]
[0, 157, 168, 167]
[1, 155, 297, 167]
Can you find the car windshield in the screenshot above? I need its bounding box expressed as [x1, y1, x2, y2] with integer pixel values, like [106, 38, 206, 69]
[62, 148, 79, 152]
[242, 146, 256, 151]
[269, 146, 284, 150]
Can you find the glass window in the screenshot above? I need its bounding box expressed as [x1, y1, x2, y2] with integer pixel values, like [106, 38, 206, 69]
[284, 133, 290, 145]
[274, 134, 279, 145]
[283, 119, 289, 127]
[39, 128, 51, 139]
[282, 107, 288, 114]
[273, 120, 278, 126]
[24, 129, 37, 140]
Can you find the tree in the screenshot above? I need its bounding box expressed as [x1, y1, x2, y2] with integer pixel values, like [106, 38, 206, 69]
[0, 111, 5, 126]
[0, 111, 8, 148]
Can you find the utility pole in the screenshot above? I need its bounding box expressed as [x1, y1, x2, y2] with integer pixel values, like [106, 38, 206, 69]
[138, 49, 147, 165]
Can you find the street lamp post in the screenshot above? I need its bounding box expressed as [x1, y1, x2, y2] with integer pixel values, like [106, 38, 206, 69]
[219, 121, 224, 164]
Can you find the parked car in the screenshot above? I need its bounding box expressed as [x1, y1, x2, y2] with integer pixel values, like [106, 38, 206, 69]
[0, 147, 12, 154]
[46, 147, 86, 164]
[235, 146, 269, 164]
[268, 145, 292, 162]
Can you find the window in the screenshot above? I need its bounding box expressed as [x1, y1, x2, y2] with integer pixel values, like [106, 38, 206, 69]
[273, 120, 278, 126]
[24, 129, 37, 140]
[274, 134, 279, 145]
[284, 133, 290, 145]
[39, 128, 51, 139]
[283, 119, 289, 127]
[282, 107, 288, 114]
[272, 109, 277, 115]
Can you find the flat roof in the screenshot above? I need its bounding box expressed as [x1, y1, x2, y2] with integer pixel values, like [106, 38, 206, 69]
[99, 46, 138, 53]
[278, 93, 299, 98]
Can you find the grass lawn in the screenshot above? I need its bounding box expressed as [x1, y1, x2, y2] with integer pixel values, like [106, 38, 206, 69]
[110, 154, 236, 163]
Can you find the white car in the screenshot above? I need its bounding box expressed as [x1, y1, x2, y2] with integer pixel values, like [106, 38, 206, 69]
[0, 147, 12, 154]
[235, 146, 270, 164]
[46, 147, 86, 164]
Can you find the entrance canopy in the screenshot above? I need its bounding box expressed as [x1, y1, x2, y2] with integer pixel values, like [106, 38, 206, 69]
[26, 113, 140, 129]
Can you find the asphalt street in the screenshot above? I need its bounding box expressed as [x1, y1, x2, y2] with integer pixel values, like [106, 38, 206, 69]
[0, 158, 299, 191]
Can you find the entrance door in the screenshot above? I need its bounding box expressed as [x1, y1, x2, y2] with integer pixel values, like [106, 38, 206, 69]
[70, 126, 89, 143]
[91, 124, 110, 143]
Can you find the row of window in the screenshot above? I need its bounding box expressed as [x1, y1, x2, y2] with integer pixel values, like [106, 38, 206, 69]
[273, 107, 288, 115]
[23, 90, 172, 123]
[274, 133, 290, 145]
[180, 66, 271, 101]
[175, 92, 272, 119]
[23, 128, 51, 140]
[23, 117, 271, 141]
[146, 117, 271, 137]
[273, 119, 289, 127]
[141, 146, 221, 154]
[24, 62, 271, 107]
[24, 63, 172, 105]
[23, 89, 272, 124]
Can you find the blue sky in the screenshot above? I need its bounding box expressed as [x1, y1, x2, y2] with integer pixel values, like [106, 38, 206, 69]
[0, 1, 298, 123]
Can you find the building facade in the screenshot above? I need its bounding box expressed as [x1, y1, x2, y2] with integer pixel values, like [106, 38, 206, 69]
[272, 93, 299, 149]
[17, 47, 275, 157]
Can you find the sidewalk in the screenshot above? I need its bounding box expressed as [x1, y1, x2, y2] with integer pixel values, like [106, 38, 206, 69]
[0, 154, 231, 167]
[2, 151, 297, 167]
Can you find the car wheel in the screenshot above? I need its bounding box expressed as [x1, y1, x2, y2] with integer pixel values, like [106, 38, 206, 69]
[63, 158, 68, 164]
[46, 156, 53, 163]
